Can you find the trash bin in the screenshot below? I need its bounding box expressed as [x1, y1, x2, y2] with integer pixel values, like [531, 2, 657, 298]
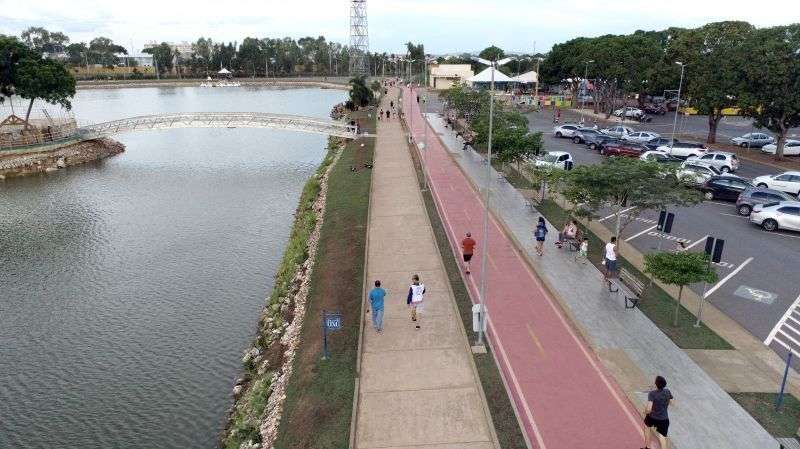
[472, 304, 487, 332]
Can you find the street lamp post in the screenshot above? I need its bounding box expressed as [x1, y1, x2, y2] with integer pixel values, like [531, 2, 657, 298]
[471, 55, 514, 348]
[581, 60, 594, 124]
[669, 62, 686, 154]
[534, 57, 543, 111]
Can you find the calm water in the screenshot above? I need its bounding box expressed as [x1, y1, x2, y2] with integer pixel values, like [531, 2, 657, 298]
[0, 86, 346, 448]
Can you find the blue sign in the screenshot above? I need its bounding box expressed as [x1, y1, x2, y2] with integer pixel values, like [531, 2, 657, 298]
[325, 313, 342, 330]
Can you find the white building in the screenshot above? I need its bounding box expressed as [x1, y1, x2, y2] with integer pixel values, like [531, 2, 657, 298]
[428, 64, 475, 90]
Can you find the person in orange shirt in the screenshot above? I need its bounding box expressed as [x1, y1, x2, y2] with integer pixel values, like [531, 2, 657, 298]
[461, 232, 476, 274]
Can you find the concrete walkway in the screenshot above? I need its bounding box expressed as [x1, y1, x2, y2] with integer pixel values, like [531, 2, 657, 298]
[352, 87, 498, 449]
[416, 98, 778, 449]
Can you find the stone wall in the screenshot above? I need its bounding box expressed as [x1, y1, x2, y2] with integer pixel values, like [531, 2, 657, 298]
[0, 138, 125, 179]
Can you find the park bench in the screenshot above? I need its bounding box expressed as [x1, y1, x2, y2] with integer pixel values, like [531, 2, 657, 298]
[608, 267, 645, 309]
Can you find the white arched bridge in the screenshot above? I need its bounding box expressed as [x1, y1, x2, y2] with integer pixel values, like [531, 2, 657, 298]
[76, 112, 360, 140]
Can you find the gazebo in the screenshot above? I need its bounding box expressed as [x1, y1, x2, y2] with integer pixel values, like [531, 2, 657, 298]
[217, 68, 232, 78]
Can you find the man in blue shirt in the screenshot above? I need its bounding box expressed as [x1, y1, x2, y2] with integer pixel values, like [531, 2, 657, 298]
[368, 280, 387, 333]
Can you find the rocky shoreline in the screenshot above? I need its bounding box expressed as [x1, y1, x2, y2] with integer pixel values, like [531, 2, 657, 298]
[222, 136, 345, 449]
[0, 138, 125, 179]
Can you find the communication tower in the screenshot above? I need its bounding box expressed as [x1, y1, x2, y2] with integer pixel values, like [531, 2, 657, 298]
[349, 0, 369, 76]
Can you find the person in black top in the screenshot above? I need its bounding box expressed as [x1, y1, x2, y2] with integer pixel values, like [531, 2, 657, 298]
[642, 375, 674, 449]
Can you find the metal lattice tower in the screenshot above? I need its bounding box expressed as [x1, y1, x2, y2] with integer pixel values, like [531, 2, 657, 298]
[349, 0, 369, 76]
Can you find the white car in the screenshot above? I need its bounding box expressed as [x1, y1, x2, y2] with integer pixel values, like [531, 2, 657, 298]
[613, 107, 644, 119]
[624, 131, 661, 143]
[534, 151, 574, 170]
[677, 160, 720, 185]
[553, 124, 581, 138]
[761, 140, 800, 156]
[655, 142, 708, 159]
[749, 201, 800, 232]
[688, 151, 740, 173]
[601, 125, 635, 138]
[752, 171, 800, 196]
[731, 132, 774, 148]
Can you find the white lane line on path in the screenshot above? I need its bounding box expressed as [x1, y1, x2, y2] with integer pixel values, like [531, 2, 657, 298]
[598, 207, 635, 222]
[625, 225, 658, 242]
[765, 293, 800, 346]
[704, 257, 753, 298]
[685, 234, 709, 250]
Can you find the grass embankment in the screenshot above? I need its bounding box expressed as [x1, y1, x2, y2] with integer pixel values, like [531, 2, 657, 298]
[409, 143, 527, 448]
[223, 137, 340, 449]
[731, 393, 800, 439]
[496, 164, 731, 350]
[272, 107, 374, 449]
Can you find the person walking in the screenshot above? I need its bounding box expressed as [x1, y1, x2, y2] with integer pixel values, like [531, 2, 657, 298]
[406, 274, 426, 329]
[534, 217, 548, 256]
[642, 375, 674, 449]
[390, 100, 394, 109]
[461, 232, 476, 274]
[576, 237, 589, 264]
[378, 108, 383, 121]
[367, 280, 386, 333]
[604, 236, 618, 281]
[386, 109, 391, 120]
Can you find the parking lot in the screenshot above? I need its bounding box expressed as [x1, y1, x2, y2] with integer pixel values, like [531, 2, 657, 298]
[526, 109, 800, 362]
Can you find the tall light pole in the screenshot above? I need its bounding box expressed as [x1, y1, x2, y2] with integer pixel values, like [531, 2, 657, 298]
[669, 62, 686, 154]
[471, 55, 514, 347]
[581, 60, 594, 124]
[534, 57, 543, 111]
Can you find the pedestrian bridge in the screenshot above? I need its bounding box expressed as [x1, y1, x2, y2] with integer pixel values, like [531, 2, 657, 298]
[77, 112, 359, 140]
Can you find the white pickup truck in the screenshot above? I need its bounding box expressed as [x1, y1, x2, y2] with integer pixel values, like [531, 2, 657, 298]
[655, 141, 708, 159]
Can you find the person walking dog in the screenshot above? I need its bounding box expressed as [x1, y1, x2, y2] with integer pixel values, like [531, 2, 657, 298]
[367, 280, 386, 332]
[407, 274, 426, 329]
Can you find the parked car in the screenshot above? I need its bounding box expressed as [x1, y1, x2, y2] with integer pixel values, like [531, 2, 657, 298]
[761, 140, 800, 156]
[593, 137, 625, 152]
[749, 201, 800, 232]
[644, 137, 676, 151]
[698, 176, 753, 201]
[613, 107, 644, 119]
[752, 171, 800, 196]
[688, 151, 739, 173]
[600, 142, 648, 157]
[643, 103, 667, 115]
[572, 128, 603, 144]
[678, 160, 721, 185]
[639, 150, 682, 164]
[534, 151, 574, 170]
[736, 187, 795, 216]
[623, 131, 661, 143]
[655, 141, 708, 159]
[583, 132, 614, 150]
[553, 124, 581, 138]
[601, 125, 635, 138]
[731, 132, 774, 148]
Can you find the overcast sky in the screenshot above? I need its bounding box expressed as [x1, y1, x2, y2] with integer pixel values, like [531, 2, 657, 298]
[2, 0, 799, 55]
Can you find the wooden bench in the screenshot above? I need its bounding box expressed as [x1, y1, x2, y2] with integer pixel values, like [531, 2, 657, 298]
[608, 267, 645, 309]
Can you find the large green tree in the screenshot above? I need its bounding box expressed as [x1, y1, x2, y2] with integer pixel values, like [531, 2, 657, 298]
[644, 251, 717, 326]
[739, 24, 800, 160]
[238, 37, 264, 77]
[1, 35, 38, 102]
[348, 76, 373, 107]
[88, 37, 126, 67]
[143, 43, 174, 75]
[669, 21, 753, 143]
[20, 26, 69, 53]
[14, 55, 76, 121]
[478, 45, 505, 62]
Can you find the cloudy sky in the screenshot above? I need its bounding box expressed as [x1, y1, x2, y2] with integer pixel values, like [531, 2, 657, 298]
[2, 0, 799, 54]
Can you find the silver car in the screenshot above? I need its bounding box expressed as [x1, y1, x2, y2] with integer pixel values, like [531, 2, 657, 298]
[749, 200, 800, 232]
[690, 151, 740, 173]
[623, 131, 661, 143]
[601, 125, 635, 138]
[731, 132, 774, 148]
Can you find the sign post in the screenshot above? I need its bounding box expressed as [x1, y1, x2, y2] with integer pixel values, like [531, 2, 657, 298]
[321, 310, 342, 360]
[776, 351, 793, 411]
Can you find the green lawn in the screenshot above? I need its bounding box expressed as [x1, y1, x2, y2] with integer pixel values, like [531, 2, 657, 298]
[272, 108, 374, 449]
[731, 393, 800, 438]
[535, 199, 732, 350]
[410, 139, 528, 448]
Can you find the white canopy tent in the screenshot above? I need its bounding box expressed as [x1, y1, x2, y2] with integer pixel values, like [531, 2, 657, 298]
[468, 67, 513, 84]
[512, 70, 538, 84]
[217, 68, 231, 75]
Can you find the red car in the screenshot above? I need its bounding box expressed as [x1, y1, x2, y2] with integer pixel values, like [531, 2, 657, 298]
[600, 142, 648, 157]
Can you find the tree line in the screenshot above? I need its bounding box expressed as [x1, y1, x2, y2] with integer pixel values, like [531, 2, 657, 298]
[538, 21, 800, 158]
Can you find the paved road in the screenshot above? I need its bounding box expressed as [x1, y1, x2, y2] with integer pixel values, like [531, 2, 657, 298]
[407, 88, 648, 449]
[426, 91, 800, 364]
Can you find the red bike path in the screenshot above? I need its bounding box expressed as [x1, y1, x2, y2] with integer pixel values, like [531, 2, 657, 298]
[402, 87, 649, 449]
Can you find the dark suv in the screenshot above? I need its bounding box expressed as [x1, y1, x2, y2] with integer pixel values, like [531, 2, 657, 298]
[572, 128, 603, 144]
[735, 187, 795, 216]
[699, 176, 752, 201]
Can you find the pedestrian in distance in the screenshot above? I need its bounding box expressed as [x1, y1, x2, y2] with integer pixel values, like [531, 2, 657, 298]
[642, 375, 674, 449]
[604, 236, 618, 281]
[576, 237, 589, 264]
[390, 100, 394, 109]
[534, 217, 548, 256]
[406, 274, 426, 329]
[461, 232, 476, 274]
[367, 280, 386, 332]
[378, 108, 383, 121]
[386, 109, 390, 120]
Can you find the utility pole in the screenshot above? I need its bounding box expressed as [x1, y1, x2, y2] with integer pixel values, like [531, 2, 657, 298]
[669, 62, 686, 154]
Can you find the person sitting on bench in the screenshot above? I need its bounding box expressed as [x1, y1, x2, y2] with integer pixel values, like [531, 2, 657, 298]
[556, 220, 578, 249]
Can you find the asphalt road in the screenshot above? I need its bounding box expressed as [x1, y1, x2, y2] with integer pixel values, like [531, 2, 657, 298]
[425, 91, 800, 360]
[526, 109, 800, 362]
